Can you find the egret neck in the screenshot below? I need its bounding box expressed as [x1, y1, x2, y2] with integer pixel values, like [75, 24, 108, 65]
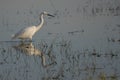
[36, 14, 44, 32]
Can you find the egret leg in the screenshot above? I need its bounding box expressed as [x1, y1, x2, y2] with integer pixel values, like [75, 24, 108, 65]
[29, 38, 33, 42]
[20, 39, 25, 44]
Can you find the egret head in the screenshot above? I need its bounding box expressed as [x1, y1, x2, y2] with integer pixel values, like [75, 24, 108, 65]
[41, 11, 54, 17]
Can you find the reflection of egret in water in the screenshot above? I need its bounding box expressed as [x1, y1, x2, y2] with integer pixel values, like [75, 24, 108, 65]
[12, 42, 54, 67]
[13, 42, 41, 55]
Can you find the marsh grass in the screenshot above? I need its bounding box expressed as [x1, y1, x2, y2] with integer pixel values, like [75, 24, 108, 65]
[0, 38, 120, 80]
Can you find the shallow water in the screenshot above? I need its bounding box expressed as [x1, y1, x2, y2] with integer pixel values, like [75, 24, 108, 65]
[0, 40, 120, 80]
[0, 0, 120, 80]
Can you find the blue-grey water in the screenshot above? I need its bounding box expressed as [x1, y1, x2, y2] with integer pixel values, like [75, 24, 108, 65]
[0, 0, 120, 80]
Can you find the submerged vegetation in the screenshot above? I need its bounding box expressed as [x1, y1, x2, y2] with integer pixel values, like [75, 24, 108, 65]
[0, 38, 119, 80]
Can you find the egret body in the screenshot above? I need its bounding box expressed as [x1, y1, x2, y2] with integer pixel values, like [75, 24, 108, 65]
[12, 11, 54, 41]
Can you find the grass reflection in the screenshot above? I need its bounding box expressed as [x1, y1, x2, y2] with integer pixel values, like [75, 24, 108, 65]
[0, 39, 119, 80]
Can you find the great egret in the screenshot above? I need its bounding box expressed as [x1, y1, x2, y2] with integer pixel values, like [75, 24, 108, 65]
[12, 11, 54, 41]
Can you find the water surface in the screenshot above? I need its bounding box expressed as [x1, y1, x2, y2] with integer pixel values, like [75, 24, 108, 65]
[0, 0, 120, 80]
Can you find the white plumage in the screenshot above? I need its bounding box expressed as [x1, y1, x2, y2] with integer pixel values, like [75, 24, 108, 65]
[12, 11, 54, 41]
[12, 26, 36, 40]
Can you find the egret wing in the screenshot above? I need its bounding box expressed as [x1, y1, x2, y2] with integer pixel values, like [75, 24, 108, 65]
[12, 26, 36, 39]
